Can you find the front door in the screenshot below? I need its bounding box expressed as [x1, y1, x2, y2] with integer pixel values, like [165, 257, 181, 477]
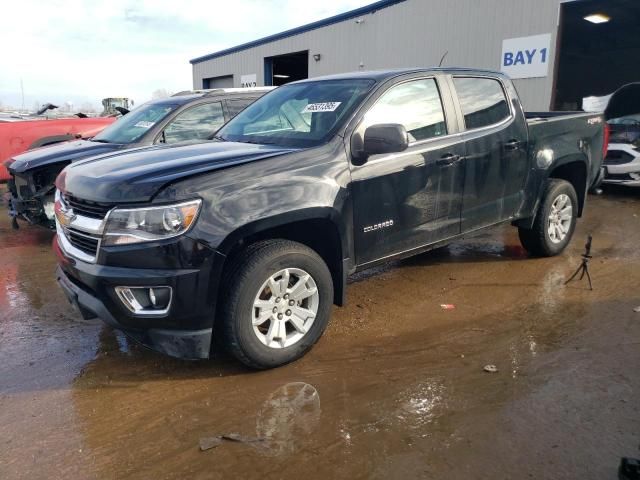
[350, 77, 465, 265]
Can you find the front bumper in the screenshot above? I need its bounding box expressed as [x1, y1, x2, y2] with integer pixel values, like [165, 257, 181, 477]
[54, 234, 224, 360]
[602, 164, 640, 186]
[6, 174, 54, 227]
[603, 144, 640, 186]
[602, 178, 640, 187]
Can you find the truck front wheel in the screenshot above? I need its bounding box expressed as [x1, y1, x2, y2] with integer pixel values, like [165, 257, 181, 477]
[518, 179, 578, 257]
[219, 240, 334, 369]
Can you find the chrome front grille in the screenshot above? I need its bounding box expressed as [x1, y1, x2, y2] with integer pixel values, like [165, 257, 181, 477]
[56, 191, 110, 263]
[66, 228, 101, 256]
[63, 194, 113, 220]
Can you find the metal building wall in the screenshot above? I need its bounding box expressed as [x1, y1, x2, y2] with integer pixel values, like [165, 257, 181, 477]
[192, 0, 563, 110]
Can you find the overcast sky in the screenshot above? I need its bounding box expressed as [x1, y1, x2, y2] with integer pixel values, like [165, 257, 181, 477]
[0, 0, 373, 111]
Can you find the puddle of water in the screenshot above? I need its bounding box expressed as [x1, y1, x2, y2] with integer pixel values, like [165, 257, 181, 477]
[1, 189, 639, 480]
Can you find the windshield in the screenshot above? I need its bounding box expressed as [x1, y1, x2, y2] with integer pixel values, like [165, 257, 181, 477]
[216, 79, 376, 148]
[92, 102, 178, 144]
[608, 114, 640, 125]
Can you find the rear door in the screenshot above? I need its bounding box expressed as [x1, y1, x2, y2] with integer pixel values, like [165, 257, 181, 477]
[449, 76, 528, 231]
[224, 97, 258, 122]
[350, 75, 466, 265]
[157, 101, 225, 144]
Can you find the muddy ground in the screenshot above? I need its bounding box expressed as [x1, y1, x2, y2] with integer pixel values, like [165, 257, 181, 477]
[1, 186, 639, 480]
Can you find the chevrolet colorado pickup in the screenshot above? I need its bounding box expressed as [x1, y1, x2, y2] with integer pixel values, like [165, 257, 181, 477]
[6, 88, 271, 228]
[53, 68, 606, 369]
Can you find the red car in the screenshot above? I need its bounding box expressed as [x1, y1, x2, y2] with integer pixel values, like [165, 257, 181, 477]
[0, 116, 115, 181]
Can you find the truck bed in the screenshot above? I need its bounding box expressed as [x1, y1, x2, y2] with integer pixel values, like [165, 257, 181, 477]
[525, 110, 605, 187]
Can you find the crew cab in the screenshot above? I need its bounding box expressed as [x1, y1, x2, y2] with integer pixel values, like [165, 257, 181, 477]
[5, 88, 272, 228]
[53, 68, 606, 369]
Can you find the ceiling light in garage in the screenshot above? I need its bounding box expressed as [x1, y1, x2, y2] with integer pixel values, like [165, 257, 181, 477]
[273, 74, 290, 79]
[584, 13, 610, 24]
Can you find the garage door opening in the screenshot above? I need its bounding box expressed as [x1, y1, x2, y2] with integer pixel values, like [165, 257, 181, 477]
[264, 51, 308, 87]
[203, 75, 233, 89]
[553, 0, 640, 110]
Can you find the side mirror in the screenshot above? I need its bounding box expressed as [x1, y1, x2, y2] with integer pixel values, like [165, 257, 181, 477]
[363, 123, 409, 156]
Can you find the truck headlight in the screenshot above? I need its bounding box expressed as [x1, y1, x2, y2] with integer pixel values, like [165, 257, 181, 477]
[103, 199, 202, 246]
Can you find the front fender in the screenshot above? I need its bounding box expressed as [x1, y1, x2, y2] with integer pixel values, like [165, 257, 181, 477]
[156, 141, 353, 258]
[190, 171, 352, 255]
[29, 134, 75, 149]
[211, 206, 347, 256]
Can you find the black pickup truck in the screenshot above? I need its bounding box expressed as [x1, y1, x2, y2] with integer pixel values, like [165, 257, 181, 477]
[53, 68, 606, 369]
[6, 88, 271, 228]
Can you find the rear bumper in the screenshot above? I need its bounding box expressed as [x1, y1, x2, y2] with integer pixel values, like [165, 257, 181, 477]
[54, 235, 222, 360]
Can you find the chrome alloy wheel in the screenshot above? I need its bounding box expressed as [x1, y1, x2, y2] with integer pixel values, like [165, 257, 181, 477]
[252, 268, 319, 349]
[547, 193, 573, 244]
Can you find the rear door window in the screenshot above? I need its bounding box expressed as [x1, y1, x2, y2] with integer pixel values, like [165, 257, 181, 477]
[453, 77, 511, 130]
[226, 98, 255, 118]
[162, 102, 225, 144]
[363, 78, 447, 142]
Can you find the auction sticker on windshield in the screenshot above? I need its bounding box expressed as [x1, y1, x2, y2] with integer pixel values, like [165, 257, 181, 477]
[302, 102, 342, 113]
[134, 121, 155, 129]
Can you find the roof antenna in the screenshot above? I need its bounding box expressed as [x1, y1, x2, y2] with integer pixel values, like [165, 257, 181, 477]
[438, 51, 448, 67]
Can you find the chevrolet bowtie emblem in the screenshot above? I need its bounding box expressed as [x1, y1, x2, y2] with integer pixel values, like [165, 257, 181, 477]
[55, 205, 76, 227]
[64, 208, 77, 224]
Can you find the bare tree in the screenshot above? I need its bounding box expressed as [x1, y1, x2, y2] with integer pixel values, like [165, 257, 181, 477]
[151, 89, 171, 99]
[79, 102, 97, 114]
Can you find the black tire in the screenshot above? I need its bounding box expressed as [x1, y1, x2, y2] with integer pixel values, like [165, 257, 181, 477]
[518, 179, 579, 257]
[219, 239, 333, 369]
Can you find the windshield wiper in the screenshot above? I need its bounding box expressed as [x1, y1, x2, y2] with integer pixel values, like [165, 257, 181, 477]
[239, 139, 277, 145]
[210, 135, 277, 145]
[91, 138, 110, 144]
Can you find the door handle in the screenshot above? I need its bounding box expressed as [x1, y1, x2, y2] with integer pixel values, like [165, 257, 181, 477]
[503, 139, 522, 151]
[436, 154, 462, 166]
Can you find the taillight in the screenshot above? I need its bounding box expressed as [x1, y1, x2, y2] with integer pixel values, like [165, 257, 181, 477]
[603, 123, 610, 157]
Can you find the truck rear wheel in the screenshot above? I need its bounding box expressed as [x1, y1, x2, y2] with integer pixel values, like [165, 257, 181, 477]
[518, 179, 578, 257]
[219, 240, 333, 369]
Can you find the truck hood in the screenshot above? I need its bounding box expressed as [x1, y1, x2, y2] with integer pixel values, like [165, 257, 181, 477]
[605, 82, 640, 121]
[8, 140, 121, 174]
[56, 141, 298, 203]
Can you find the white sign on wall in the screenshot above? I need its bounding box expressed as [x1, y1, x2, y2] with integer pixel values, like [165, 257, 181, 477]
[501, 33, 552, 79]
[240, 74, 257, 88]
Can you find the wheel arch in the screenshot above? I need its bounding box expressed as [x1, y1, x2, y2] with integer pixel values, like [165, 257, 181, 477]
[547, 157, 588, 217]
[29, 134, 75, 150]
[514, 155, 588, 229]
[217, 207, 348, 306]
